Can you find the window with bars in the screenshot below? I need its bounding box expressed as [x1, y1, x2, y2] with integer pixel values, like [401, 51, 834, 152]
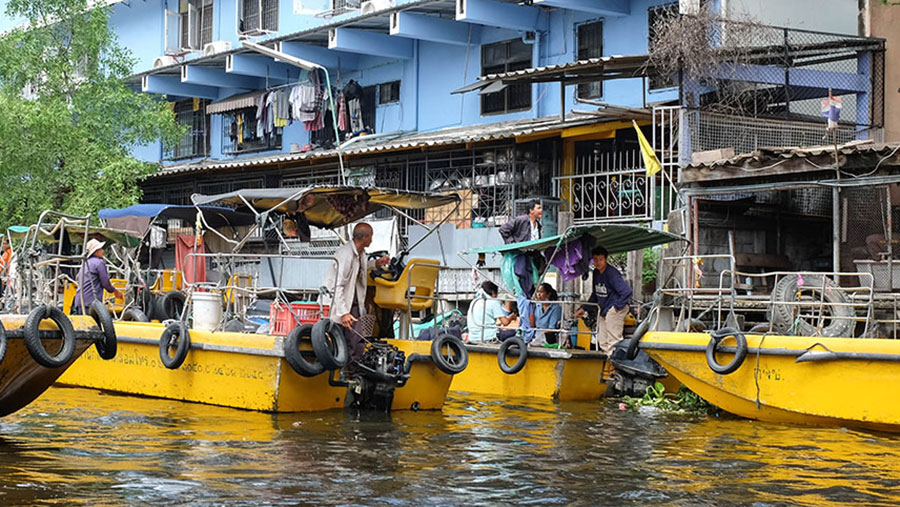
[221, 107, 282, 154]
[166, 99, 210, 160]
[481, 39, 532, 115]
[179, 0, 214, 51]
[378, 81, 400, 105]
[648, 2, 679, 90]
[240, 0, 279, 35]
[576, 20, 603, 100]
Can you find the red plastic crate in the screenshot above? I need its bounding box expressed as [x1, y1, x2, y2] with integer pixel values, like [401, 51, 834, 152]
[269, 301, 329, 336]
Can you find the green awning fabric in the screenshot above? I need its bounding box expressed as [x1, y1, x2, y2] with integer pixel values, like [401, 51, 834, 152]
[463, 224, 686, 256]
[7, 222, 142, 248]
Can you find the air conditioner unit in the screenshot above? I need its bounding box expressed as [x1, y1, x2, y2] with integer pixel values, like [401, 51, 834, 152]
[203, 40, 232, 56]
[360, 0, 393, 14]
[153, 55, 179, 69]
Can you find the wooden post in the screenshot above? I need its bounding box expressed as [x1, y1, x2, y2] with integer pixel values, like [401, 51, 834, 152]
[627, 249, 644, 304]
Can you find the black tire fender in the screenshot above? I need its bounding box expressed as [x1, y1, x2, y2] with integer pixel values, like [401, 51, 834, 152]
[0, 321, 6, 365]
[770, 274, 853, 337]
[498, 336, 527, 375]
[311, 319, 348, 370]
[705, 327, 748, 375]
[159, 321, 191, 369]
[89, 301, 117, 360]
[156, 291, 186, 321]
[24, 305, 77, 368]
[121, 308, 150, 322]
[284, 324, 325, 377]
[626, 318, 651, 360]
[430, 332, 468, 375]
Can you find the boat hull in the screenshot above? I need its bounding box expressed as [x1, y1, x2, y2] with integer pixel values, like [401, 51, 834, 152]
[1, 315, 98, 417]
[641, 331, 900, 431]
[58, 322, 453, 412]
[450, 345, 608, 401]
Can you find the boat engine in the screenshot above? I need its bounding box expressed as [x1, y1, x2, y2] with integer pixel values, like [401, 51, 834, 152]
[345, 341, 410, 412]
[606, 339, 669, 397]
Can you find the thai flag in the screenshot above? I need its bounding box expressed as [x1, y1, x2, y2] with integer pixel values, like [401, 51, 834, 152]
[821, 93, 841, 131]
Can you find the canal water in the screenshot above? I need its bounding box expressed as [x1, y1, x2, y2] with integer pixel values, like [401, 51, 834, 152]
[2, 387, 899, 505]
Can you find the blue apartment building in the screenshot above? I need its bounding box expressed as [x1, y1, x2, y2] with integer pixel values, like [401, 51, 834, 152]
[49, 0, 884, 286]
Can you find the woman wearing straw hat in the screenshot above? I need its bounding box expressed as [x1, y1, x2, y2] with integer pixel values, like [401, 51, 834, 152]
[71, 238, 124, 315]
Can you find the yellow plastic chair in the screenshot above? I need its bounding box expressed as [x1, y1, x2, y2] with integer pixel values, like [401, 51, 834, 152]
[150, 270, 183, 293]
[63, 281, 78, 315]
[373, 258, 441, 311]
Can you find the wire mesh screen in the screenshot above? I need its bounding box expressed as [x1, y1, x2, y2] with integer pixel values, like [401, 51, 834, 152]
[669, 17, 886, 157]
[841, 185, 899, 291]
[687, 111, 884, 157]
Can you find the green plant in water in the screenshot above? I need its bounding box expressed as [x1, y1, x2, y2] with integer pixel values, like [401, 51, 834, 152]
[623, 382, 716, 415]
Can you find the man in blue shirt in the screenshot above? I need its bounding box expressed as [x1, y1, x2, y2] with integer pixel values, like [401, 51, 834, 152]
[575, 246, 633, 354]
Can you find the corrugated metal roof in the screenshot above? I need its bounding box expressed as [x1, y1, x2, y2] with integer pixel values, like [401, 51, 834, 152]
[150, 115, 617, 178]
[686, 141, 900, 169]
[453, 56, 652, 94]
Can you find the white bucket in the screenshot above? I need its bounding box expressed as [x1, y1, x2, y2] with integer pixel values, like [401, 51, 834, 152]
[192, 291, 223, 331]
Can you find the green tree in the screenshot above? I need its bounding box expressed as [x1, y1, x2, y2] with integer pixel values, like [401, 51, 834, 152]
[0, 0, 180, 228]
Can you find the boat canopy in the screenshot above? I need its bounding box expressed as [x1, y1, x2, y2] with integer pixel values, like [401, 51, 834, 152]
[191, 186, 460, 229]
[463, 224, 686, 256]
[98, 204, 256, 237]
[7, 221, 142, 248]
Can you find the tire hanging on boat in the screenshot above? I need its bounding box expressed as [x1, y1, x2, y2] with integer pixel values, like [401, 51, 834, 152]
[311, 319, 348, 370]
[430, 332, 469, 375]
[770, 274, 853, 337]
[0, 321, 7, 365]
[88, 301, 117, 360]
[24, 305, 77, 368]
[155, 291, 186, 321]
[705, 327, 748, 375]
[284, 324, 325, 377]
[497, 336, 527, 375]
[121, 308, 150, 322]
[159, 321, 191, 369]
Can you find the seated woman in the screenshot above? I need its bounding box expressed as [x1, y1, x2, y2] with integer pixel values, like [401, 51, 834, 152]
[496, 301, 520, 341]
[532, 283, 562, 346]
[467, 281, 515, 343]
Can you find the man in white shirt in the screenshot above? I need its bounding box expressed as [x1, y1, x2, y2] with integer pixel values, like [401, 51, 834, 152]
[321, 223, 389, 359]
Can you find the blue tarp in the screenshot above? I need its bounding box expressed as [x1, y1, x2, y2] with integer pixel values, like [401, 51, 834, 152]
[98, 204, 256, 229]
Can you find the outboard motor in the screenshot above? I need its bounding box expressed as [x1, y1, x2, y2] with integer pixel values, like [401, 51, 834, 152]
[607, 339, 669, 397]
[345, 341, 409, 412]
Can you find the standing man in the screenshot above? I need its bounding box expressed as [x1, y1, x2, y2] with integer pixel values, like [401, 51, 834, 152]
[575, 246, 633, 354]
[0, 237, 11, 298]
[72, 239, 124, 314]
[499, 200, 543, 244]
[321, 223, 389, 360]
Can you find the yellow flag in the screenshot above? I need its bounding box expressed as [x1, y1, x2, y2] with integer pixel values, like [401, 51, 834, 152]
[633, 120, 661, 177]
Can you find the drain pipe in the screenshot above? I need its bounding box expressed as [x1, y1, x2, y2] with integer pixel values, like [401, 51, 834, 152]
[522, 30, 542, 119]
[242, 41, 346, 184]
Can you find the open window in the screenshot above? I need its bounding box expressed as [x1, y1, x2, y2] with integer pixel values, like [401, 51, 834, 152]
[239, 0, 279, 35]
[576, 20, 603, 100]
[169, 0, 213, 52]
[481, 39, 532, 115]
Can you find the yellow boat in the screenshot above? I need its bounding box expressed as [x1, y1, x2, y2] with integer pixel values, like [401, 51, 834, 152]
[451, 344, 608, 400]
[639, 330, 900, 432]
[452, 224, 686, 402]
[0, 313, 113, 417]
[56, 187, 469, 413]
[58, 321, 452, 412]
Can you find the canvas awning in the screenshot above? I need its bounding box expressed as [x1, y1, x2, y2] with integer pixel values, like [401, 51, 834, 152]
[206, 91, 263, 115]
[463, 224, 686, 256]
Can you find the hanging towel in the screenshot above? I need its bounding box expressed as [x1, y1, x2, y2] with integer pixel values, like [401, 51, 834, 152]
[337, 92, 349, 132]
[175, 234, 206, 284]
